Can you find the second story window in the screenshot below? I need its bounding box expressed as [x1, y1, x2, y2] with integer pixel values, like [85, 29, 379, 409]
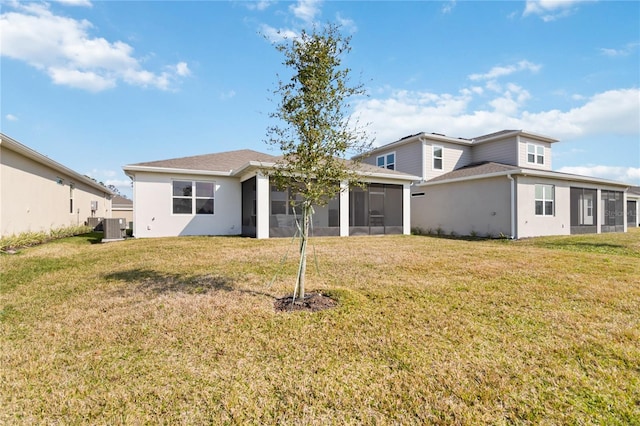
[376, 153, 395, 170]
[527, 143, 545, 165]
[433, 146, 443, 170]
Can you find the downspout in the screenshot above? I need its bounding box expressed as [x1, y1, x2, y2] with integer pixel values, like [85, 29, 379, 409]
[507, 173, 516, 239]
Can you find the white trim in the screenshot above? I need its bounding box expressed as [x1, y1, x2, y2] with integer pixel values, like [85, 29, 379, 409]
[1, 133, 114, 195]
[433, 145, 443, 170]
[416, 168, 628, 188]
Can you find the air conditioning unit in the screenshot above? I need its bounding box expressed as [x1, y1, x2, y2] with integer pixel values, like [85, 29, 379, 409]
[102, 218, 126, 242]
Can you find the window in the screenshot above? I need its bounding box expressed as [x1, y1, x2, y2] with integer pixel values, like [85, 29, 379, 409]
[433, 146, 443, 170]
[69, 184, 75, 214]
[535, 184, 554, 216]
[172, 180, 214, 215]
[527, 144, 544, 165]
[376, 152, 395, 170]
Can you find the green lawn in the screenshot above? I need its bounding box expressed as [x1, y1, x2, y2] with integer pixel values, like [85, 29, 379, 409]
[1, 229, 639, 424]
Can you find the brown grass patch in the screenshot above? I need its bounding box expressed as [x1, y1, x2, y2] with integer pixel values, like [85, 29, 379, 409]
[1, 229, 639, 424]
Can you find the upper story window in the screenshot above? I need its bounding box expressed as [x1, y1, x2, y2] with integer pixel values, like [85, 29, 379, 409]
[376, 153, 395, 170]
[172, 180, 214, 215]
[535, 184, 554, 216]
[527, 143, 545, 165]
[433, 146, 443, 170]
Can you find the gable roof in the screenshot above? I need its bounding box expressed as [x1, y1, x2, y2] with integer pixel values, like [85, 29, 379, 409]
[112, 195, 133, 207]
[123, 149, 419, 182]
[355, 129, 559, 159]
[417, 161, 629, 188]
[1, 133, 115, 196]
[127, 149, 278, 173]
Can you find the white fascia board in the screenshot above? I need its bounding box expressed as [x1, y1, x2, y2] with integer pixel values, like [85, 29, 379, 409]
[417, 168, 629, 188]
[356, 170, 421, 182]
[416, 170, 518, 187]
[473, 130, 559, 145]
[1, 133, 115, 195]
[230, 160, 276, 176]
[122, 165, 234, 177]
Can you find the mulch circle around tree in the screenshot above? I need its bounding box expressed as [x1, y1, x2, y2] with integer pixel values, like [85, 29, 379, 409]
[274, 293, 338, 312]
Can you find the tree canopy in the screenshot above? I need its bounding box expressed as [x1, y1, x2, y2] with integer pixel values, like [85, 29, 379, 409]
[265, 23, 372, 301]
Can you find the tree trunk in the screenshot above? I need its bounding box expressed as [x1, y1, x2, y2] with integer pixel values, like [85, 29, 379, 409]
[294, 203, 311, 301]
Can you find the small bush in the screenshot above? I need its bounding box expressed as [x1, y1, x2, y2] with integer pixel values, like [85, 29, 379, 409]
[0, 225, 93, 252]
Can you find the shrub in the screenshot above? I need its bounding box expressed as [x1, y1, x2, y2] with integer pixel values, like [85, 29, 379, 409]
[0, 225, 93, 252]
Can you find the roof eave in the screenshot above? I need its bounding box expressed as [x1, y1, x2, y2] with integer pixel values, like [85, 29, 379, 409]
[122, 165, 234, 177]
[1, 133, 115, 195]
[418, 168, 629, 187]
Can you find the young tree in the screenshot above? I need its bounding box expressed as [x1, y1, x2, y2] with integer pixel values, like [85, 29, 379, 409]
[265, 23, 372, 302]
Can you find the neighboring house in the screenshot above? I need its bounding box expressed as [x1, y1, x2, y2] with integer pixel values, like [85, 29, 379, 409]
[357, 130, 631, 238]
[0, 133, 114, 238]
[628, 186, 640, 228]
[112, 195, 133, 225]
[123, 149, 418, 239]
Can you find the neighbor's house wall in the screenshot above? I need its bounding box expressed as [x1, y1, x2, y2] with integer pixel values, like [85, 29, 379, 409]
[361, 141, 424, 179]
[112, 206, 133, 224]
[515, 176, 571, 238]
[422, 140, 472, 182]
[411, 176, 512, 237]
[131, 171, 241, 238]
[517, 136, 552, 170]
[0, 144, 112, 237]
[472, 136, 518, 166]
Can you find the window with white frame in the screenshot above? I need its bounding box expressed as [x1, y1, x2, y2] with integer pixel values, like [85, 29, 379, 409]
[69, 183, 75, 214]
[527, 143, 545, 165]
[535, 184, 554, 216]
[376, 152, 395, 170]
[433, 146, 443, 170]
[172, 180, 214, 215]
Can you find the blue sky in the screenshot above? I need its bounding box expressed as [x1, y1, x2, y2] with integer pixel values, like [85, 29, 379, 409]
[2, 0, 638, 199]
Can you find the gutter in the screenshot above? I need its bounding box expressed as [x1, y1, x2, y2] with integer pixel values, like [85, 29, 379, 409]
[507, 173, 516, 239]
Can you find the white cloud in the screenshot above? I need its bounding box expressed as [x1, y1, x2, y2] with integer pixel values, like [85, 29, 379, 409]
[469, 60, 541, 81]
[289, 0, 322, 24]
[244, 0, 272, 11]
[336, 13, 357, 34]
[557, 165, 640, 184]
[352, 85, 640, 145]
[599, 42, 640, 57]
[523, 0, 590, 21]
[54, 0, 92, 7]
[219, 90, 236, 100]
[0, 3, 190, 92]
[260, 24, 299, 43]
[5, 114, 19, 121]
[442, 0, 456, 14]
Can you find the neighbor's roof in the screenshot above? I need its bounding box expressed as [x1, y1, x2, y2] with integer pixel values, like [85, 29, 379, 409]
[0, 133, 115, 196]
[112, 195, 133, 207]
[354, 129, 559, 159]
[417, 161, 629, 188]
[123, 149, 419, 181]
[628, 186, 640, 196]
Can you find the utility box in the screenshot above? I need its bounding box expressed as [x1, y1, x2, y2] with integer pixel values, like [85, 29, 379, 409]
[102, 218, 127, 242]
[87, 217, 104, 231]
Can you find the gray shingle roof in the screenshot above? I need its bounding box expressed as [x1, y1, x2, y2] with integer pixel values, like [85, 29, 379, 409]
[427, 162, 520, 182]
[128, 149, 279, 172]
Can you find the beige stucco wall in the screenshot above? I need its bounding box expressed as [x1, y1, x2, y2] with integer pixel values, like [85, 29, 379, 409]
[515, 176, 570, 238]
[1, 145, 112, 237]
[412, 176, 512, 237]
[131, 171, 243, 238]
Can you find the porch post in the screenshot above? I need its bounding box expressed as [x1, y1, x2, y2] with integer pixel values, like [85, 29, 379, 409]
[339, 180, 349, 237]
[596, 188, 602, 234]
[403, 182, 411, 235]
[256, 172, 270, 239]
